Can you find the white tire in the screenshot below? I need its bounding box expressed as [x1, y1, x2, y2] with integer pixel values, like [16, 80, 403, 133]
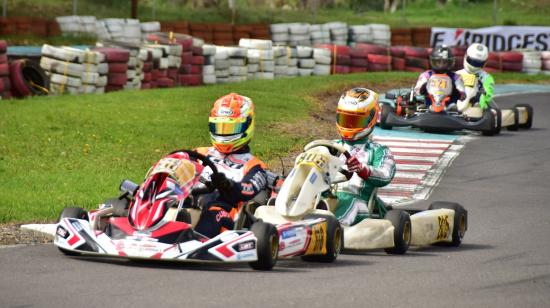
[296, 46, 313, 58]
[229, 58, 246, 66]
[214, 59, 230, 69]
[215, 69, 230, 78]
[298, 68, 313, 76]
[298, 59, 316, 69]
[313, 64, 331, 76]
[203, 74, 216, 84]
[229, 66, 248, 76]
[202, 44, 217, 56]
[50, 74, 82, 88]
[238, 39, 273, 50]
[203, 65, 215, 75]
[255, 72, 274, 80]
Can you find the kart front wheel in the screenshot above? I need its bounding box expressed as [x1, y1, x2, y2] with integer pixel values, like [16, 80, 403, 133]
[515, 104, 533, 129]
[384, 209, 411, 255]
[249, 222, 279, 270]
[428, 201, 467, 247]
[506, 107, 520, 131]
[301, 214, 343, 263]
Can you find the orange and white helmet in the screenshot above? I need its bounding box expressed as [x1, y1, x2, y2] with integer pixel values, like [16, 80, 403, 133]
[336, 88, 380, 141]
[209, 93, 255, 154]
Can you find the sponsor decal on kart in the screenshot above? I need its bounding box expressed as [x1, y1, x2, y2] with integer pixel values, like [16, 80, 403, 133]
[305, 222, 327, 255]
[281, 228, 297, 239]
[235, 240, 255, 252]
[437, 215, 450, 241]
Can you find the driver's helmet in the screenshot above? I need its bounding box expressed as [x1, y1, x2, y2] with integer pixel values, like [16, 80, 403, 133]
[336, 88, 380, 141]
[209, 93, 255, 154]
[464, 43, 489, 74]
[430, 45, 455, 73]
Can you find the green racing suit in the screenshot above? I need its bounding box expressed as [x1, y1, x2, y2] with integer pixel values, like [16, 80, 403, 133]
[456, 68, 495, 110]
[333, 138, 396, 226]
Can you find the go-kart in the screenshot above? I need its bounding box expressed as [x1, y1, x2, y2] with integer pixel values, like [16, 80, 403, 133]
[54, 150, 280, 270]
[379, 73, 532, 135]
[258, 140, 468, 254]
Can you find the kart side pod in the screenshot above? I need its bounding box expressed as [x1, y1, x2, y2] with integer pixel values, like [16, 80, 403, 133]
[410, 208, 455, 246]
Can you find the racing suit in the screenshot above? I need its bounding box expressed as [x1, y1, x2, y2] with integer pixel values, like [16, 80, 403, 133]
[193, 146, 268, 238]
[414, 70, 466, 109]
[455, 68, 495, 110]
[333, 138, 396, 226]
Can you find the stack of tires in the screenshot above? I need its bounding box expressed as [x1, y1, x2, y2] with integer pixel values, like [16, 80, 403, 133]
[273, 46, 289, 78]
[56, 16, 97, 37]
[353, 43, 390, 72]
[499, 51, 523, 72]
[94, 47, 130, 92]
[349, 46, 369, 73]
[390, 46, 406, 71]
[542, 51, 550, 75]
[270, 23, 290, 46]
[403, 46, 429, 72]
[0, 40, 10, 99]
[216, 46, 247, 83]
[325, 22, 348, 46]
[371, 24, 391, 46]
[391, 28, 413, 46]
[288, 23, 311, 47]
[202, 44, 217, 85]
[317, 44, 350, 75]
[246, 42, 274, 80]
[296, 46, 315, 77]
[519, 50, 542, 74]
[313, 47, 331, 76]
[180, 39, 203, 86]
[411, 27, 432, 48]
[310, 24, 331, 46]
[140, 22, 161, 41]
[485, 52, 502, 73]
[213, 23, 234, 46]
[125, 47, 143, 90]
[285, 47, 299, 77]
[41, 45, 105, 95]
[140, 49, 153, 89]
[349, 25, 372, 46]
[214, 47, 230, 84]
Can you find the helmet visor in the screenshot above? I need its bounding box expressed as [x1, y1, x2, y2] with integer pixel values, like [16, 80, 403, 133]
[336, 111, 375, 129]
[465, 56, 486, 68]
[209, 117, 249, 135]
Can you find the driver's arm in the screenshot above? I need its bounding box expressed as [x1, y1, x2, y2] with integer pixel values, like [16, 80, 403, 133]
[220, 165, 268, 205]
[365, 145, 396, 187]
[479, 73, 494, 109]
[414, 72, 430, 96]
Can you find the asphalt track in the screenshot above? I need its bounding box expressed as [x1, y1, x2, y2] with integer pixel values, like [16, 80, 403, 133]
[1, 93, 549, 308]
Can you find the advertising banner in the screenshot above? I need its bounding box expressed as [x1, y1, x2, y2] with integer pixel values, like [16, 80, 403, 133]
[431, 26, 550, 51]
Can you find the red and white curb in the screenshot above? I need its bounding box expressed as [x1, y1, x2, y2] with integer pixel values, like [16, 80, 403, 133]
[373, 136, 467, 205]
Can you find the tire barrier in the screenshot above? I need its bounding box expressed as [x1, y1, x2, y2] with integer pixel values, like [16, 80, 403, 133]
[542, 51, 550, 75]
[40, 44, 104, 95]
[517, 49, 542, 74]
[0, 41, 10, 99]
[9, 59, 49, 98]
[391, 28, 413, 46]
[93, 47, 131, 92]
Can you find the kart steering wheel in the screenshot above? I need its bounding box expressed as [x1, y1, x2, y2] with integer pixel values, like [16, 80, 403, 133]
[168, 149, 220, 194]
[303, 140, 354, 179]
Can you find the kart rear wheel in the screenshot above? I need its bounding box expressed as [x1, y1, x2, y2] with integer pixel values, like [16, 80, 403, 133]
[379, 103, 394, 130]
[301, 214, 343, 263]
[58, 207, 89, 256]
[249, 222, 279, 270]
[428, 201, 467, 247]
[515, 104, 533, 129]
[384, 209, 411, 255]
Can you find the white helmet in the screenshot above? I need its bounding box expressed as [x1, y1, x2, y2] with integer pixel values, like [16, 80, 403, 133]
[464, 43, 489, 73]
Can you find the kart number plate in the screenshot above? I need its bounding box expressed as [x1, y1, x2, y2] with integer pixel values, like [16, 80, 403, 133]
[461, 74, 476, 87]
[148, 158, 196, 187]
[296, 153, 329, 170]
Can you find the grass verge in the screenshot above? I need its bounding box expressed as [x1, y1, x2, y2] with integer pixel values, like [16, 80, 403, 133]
[1, 71, 549, 223]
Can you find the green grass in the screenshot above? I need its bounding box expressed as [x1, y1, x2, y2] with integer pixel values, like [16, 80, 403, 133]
[1, 71, 549, 223]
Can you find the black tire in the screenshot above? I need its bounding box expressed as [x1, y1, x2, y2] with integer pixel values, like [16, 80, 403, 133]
[428, 201, 467, 247]
[506, 108, 520, 131]
[300, 214, 343, 263]
[58, 207, 89, 256]
[380, 103, 394, 130]
[515, 104, 533, 129]
[384, 209, 411, 254]
[482, 108, 501, 136]
[249, 222, 279, 270]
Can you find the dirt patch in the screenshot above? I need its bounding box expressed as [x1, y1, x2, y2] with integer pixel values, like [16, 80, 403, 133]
[0, 223, 53, 246]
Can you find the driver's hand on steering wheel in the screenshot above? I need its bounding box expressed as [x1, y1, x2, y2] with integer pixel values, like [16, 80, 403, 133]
[210, 172, 234, 192]
[346, 156, 371, 180]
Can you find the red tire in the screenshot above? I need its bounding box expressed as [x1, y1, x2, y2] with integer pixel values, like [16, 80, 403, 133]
[105, 85, 124, 92]
[107, 73, 128, 86]
[354, 43, 388, 55]
[368, 54, 391, 65]
[141, 82, 152, 89]
[486, 60, 501, 69]
[180, 74, 202, 86]
[501, 61, 523, 71]
[349, 48, 368, 59]
[142, 72, 152, 82]
[143, 62, 153, 72]
[484, 67, 501, 73]
[0, 54, 7, 63]
[179, 64, 192, 74]
[191, 56, 205, 65]
[349, 66, 368, 73]
[167, 68, 178, 80]
[488, 52, 500, 62]
[0, 63, 9, 76]
[152, 69, 168, 79]
[392, 57, 406, 71]
[94, 47, 130, 63]
[405, 57, 429, 69]
[0, 77, 11, 91]
[177, 39, 193, 52]
[333, 65, 350, 74]
[335, 54, 350, 66]
[500, 52, 523, 62]
[405, 66, 425, 72]
[390, 46, 405, 58]
[451, 46, 466, 57]
[191, 46, 203, 56]
[403, 46, 429, 58]
[181, 51, 193, 64]
[9, 59, 49, 97]
[190, 65, 202, 74]
[156, 77, 175, 88]
[315, 44, 350, 56]
[0, 40, 7, 53]
[350, 58, 368, 67]
[368, 63, 391, 71]
[108, 63, 128, 74]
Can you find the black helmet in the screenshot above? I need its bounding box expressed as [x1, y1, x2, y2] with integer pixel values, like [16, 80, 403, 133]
[429, 45, 455, 73]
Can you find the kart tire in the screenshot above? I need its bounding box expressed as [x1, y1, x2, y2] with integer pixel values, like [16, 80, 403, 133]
[506, 107, 520, 131]
[300, 213, 343, 263]
[58, 207, 89, 256]
[428, 201, 467, 247]
[515, 103, 533, 129]
[379, 103, 394, 130]
[249, 222, 279, 270]
[482, 108, 501, 136]
[384, 209, 411, 254]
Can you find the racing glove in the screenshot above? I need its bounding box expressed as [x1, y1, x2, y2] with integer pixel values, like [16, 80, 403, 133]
[210, 172, 234, 193]
[346, 156, 371, 180]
